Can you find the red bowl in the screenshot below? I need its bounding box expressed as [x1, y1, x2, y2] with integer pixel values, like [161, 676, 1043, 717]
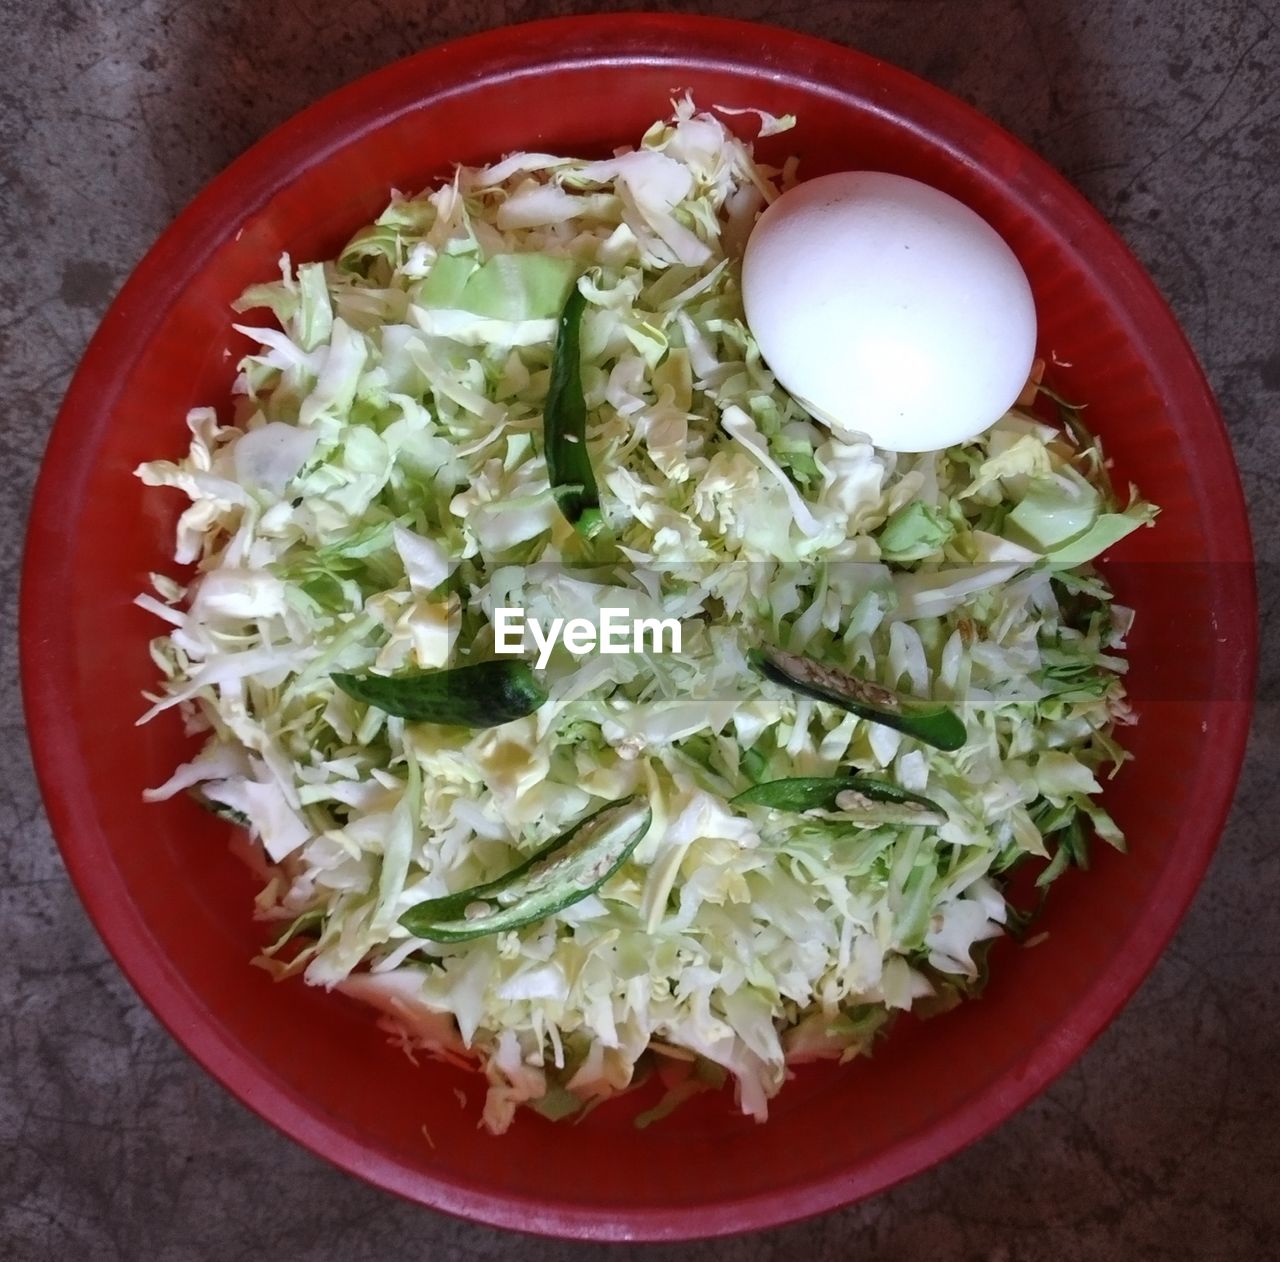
[21, 14, 1255, 1242]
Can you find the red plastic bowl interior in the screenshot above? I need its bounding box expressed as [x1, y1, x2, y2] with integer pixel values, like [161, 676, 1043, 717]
[21, 14, 1255, 1243]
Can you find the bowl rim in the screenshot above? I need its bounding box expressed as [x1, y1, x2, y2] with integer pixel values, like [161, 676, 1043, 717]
[20, 11, 1257, 1242]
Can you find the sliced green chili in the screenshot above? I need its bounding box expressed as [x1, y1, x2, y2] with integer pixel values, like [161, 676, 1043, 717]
[399, 796, 651, 942]
[748, 645, 967, 751]
[733, 775, 946, 825]
[332, 659, 546, 727]
[544, 284, 603, 537]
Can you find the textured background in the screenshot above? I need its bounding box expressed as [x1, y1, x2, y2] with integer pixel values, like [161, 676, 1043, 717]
[3, 1, 1276, 1258]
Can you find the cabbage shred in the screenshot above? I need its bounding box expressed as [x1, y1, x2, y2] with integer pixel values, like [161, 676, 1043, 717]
[135, 100, 1154, 1134]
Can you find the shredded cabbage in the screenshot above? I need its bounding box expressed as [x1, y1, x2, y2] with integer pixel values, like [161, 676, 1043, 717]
[135, 98, 1154, 1132]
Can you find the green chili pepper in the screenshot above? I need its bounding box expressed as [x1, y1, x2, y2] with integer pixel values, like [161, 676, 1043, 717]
[399, 796, 652, 942]
[544, 285, 603, 537]
[733, 775, 947, 825]
[748, 645, 967, 752]
[332, 659, 547, 727]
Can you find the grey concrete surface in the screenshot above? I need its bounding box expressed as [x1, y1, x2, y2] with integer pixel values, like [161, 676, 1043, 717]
[2, 1, 1276, 1258]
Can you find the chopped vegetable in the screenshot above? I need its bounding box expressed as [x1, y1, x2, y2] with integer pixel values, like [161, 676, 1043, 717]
[543, 285, 602, 537]
[877, 501, 954, 561]
[1035, 809, 1090, 889]
[400, 797, 651, 941]
[733, 775, 946, 825]
[332, 660, 547, 726]
[748, 646, 967, 751]
[135, 99, 1149, 1136]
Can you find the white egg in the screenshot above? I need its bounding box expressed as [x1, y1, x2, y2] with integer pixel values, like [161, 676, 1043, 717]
[741, 172, 1037, 453]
